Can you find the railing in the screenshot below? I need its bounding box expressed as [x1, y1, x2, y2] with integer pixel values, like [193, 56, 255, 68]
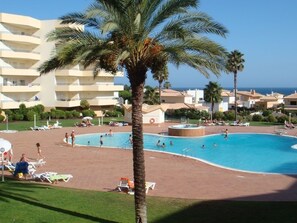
[0, 31, 40, 38]
[56, 98, 80, 101]
[0, 66, 36, 69]
[1, 98, 38, 102]
[1, 83, 40, 86]
[56, 83, 116, 86]
[0, 49, 39, 54]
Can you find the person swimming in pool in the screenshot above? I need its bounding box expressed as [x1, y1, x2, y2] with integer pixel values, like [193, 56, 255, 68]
[100, 135, 103, 147]
[156, 140, 161, 147]
[224, 129, 228, 139]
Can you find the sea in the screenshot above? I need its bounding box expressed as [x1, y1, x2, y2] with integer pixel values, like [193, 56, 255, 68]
[174, 87, 297, 96]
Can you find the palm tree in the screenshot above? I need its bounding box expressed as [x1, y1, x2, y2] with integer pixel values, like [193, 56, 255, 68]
[226, 50, 245, 121]
[204, 81, 222, 121]
[38, 1, 228, 222]
[144, 86, 159, 105]
[163, 81, 172, 89]
[152, 63, 168, 104]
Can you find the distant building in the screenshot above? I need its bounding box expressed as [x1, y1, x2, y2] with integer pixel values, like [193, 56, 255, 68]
[123, 104, 167, 124]
[255, 92, 284, 109]
[202, 89, 232, 112]
[185, 89, 204, 104]
[236, 90, 264, 108]
[284, 93, 297, 111]
[160, 89, 193, 104]
[0, 13, 123, 111]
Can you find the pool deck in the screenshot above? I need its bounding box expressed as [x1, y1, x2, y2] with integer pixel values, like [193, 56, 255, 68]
[2, 123, 297, 201]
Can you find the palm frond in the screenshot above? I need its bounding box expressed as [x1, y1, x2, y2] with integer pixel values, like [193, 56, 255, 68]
[145, 0, 197, 34]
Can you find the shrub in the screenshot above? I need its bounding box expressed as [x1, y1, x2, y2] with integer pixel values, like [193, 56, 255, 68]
[14, 112, 24, 121]
[276, 115, 288, 124]
[26, 110, 39, 121]
[82, 109, 95, 117]
[40, 112, 50, 120]
[267, 114, 277, 123]
[262, 110, 272, 117]
[50, 109, 66, 119]
[80, 99, 90, 110]
[19, 103, 27, 116]
[33, 104, 45, 114]
[252, 114, 263, 121]
[223, 111, 235, 121]
[4, 110, 14, 121]
[213, 111, 224, 121]
[65, 111, 74, 119]
[0, 115, 5, 122]
[71, 110, 81, 118]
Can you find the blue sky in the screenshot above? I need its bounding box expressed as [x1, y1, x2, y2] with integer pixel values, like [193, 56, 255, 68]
[2, 0, 297, 88]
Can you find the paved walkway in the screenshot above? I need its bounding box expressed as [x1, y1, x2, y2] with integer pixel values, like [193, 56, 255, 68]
[2, 123, 297, 201]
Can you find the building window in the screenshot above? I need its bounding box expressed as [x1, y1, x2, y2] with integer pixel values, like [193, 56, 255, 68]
[290, 101, 297, 105]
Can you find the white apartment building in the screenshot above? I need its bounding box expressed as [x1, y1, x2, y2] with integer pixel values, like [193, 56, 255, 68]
[0, 13, 124, 111]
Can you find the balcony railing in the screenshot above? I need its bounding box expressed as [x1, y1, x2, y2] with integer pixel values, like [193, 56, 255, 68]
[0, 31, 39, 38]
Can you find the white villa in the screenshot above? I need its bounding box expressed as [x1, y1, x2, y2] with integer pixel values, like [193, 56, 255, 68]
[123, 104, 167, 124]
[0, 13, 123, 112]
[284, 93, 297, 111]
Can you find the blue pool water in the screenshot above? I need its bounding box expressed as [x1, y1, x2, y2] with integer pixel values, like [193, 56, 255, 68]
[75, 133, 297, 174]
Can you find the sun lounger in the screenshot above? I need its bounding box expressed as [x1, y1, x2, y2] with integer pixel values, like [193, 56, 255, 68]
[48, 174, 73, 183]
[4, 161, 15, 173]
[145, 182, 156, 193]
[239, 122, 250, 127]
[51, 123, 62, 129]
[117, 177, 134, 193]
[28, 159, 46, 168]
[38, 172, 73, 183]
[117, 177, 156, 195]
[33, 172, 57, 182]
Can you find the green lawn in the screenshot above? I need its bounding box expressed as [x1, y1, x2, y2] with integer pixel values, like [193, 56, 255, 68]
[1, 179, 297, 223]
[0, 117, 124, 132]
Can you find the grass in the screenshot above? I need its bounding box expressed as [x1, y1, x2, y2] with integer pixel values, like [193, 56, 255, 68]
[1, 179, 297, 223]
[0, 117, 124, 132]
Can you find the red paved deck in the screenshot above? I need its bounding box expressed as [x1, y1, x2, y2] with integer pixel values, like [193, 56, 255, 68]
[1, 123, 297, 201]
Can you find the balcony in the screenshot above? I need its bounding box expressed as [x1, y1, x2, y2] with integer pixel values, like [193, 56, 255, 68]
[0, 32, 40, 45]
[0, 100, 40, 109]
[0, 50, 40, 61]
[55, 99, 81, 107]
[55, 69, 124, 77]
[284, 105, 297, 111]
[0, 84, 41, 93]
[55, 69, 93, 77]
[0, 67, 39, 76]
[88, 97, 119, 106]
[55, 84, 124, 92]
[0, 13, 41, 29]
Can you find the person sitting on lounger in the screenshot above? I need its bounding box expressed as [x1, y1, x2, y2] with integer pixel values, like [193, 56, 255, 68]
[13, 154, 30, 179]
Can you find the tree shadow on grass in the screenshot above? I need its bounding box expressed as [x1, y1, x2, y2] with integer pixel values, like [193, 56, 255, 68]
[0, 179, 117, 223]
[152, 200, 297, 223]
[152, 161, 297, 223]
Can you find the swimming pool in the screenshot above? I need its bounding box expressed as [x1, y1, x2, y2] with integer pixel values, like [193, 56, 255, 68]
[75, 133, 297, 174]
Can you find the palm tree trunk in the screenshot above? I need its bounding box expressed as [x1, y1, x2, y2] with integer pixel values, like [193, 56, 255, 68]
[130, 71, 147, 223]
[158, 81, 162, 105]
[211, 98, 214, 121]
[234, 72, 237, 121]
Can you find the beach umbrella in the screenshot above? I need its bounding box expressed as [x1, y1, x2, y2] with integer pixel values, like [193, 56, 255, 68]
[0, 138, 12, 182]
[82, 116, 93, 120]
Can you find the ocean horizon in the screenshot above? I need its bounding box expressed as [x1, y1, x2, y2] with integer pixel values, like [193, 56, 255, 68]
[174, 87, 297, 96]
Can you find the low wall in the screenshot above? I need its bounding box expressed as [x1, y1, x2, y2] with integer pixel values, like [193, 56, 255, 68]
[168, 125, 205, 137]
